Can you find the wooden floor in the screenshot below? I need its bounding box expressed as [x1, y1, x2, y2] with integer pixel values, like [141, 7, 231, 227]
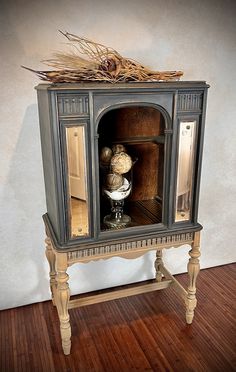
[1, 264, 235, 371]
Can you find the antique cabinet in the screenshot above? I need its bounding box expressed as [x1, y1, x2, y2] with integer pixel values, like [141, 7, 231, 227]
[36, 81, 209, 354]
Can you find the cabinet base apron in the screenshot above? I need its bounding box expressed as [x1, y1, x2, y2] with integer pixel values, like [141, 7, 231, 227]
[45, 227, 201, 356]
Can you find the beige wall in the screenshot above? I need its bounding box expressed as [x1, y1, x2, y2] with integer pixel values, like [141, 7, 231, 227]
[0, 0, 236, 309]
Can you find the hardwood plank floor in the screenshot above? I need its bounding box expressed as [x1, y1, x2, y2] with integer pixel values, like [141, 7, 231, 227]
[0, 264, 235, 371]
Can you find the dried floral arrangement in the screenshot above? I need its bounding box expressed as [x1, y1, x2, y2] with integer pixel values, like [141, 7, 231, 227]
[22, 31, 183, 83]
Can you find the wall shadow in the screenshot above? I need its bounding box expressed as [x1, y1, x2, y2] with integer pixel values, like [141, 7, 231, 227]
[1, 104, 50, 309]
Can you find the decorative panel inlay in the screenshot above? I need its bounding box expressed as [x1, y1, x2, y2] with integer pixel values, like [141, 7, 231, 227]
[67, 232, 193, 261]
[57, 95, 89, 116]
[178, 93, 203, 112]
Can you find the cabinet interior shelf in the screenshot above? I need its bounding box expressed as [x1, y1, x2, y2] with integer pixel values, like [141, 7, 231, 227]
[101, 198, 162, 231]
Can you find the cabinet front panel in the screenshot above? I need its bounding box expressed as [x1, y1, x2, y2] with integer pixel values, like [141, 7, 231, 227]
[36, 84, 208, 247]
[57, 94, 89, 117]
[66, 125, 89, 238]
[60, 119, 93, 242]
[175, 121, 196, 222]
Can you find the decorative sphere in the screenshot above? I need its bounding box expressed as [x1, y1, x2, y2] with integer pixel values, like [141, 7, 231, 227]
[112, 144, 126, 154]
[105, 173, 123, 191]
[111, 152, 132, 174]
[100, 147, 113, 165]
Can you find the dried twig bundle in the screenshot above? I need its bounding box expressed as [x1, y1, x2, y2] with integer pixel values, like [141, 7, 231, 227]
[22, 31, 183, 83]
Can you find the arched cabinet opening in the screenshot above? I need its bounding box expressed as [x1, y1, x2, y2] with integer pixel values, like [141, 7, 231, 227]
[97, 105, 166, 232]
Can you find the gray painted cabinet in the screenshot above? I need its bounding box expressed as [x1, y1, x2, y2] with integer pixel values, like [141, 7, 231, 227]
[36, 81, 209, 251]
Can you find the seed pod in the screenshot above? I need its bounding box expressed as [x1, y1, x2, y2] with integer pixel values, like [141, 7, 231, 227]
[111, 152, 132, 174]
[105, 173, 123, 191]
[112, 144, 126, 154]
[100, 147, 113, 165]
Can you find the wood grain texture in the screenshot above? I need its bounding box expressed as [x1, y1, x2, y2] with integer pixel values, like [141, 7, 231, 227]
[0, 264, 235, 371]
[98, 106, 165, 204]
[98, 106, 164, 140]
[101, 199, 163, 230]
[186, 231, 201, 324]
[68, 279, 173, 309]
[129, 142, 160, 201]
[55, 253, 71, 355]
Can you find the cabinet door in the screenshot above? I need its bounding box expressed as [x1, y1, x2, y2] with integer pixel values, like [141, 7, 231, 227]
[67, 126, 86, 200]
[65, 124, 90, 239]
[175, 120, 197, 222]
[97, 105, 166, 233]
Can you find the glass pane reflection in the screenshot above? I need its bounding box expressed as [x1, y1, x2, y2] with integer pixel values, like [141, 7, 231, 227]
[175, 121, 196, 222]
[66, 126, 89, 237]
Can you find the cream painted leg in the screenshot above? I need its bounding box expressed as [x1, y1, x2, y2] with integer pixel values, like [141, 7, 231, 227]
[185, 231, 201, 324]
[55, 253, 71, 355]
[45, 236, 57, 305]
[155, 249, 163, 282]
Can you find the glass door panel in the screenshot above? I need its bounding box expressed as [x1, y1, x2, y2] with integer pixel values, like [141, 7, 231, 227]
[175, 121, 196, 222]
[66, 125, 89, 238]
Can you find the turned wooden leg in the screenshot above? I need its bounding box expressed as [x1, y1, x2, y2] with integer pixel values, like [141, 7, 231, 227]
[55, 253, 71, 355]
[45, 236, 57, 305]
[155, 249, 163, 282]
[185, 231, 201, 324]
